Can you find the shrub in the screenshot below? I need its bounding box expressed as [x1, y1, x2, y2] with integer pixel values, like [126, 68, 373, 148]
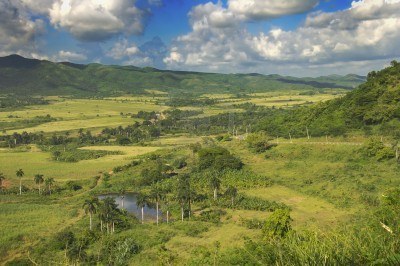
[262, 209, 292, 238]
[246, 132, 277, 153]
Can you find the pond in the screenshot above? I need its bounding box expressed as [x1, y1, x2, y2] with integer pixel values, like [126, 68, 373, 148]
[98, 193, 161, 221]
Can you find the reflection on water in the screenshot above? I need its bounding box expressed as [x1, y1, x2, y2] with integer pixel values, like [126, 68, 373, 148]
[98, 193, 161, 220]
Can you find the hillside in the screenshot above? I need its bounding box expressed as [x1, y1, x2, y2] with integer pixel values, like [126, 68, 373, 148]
[0, 55, 365, 96]
[257, 61, 400, 137]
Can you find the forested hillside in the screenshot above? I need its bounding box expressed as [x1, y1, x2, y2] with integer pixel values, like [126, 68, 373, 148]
[0, 55, 364, 96]
[257, 61, 400, 137]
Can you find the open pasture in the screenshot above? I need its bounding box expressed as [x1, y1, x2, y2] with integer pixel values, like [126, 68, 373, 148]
[0, 97, 165, 133]
[0, 145, 161, 185]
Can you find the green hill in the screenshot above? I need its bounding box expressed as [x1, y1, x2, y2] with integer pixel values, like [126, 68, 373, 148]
[0, 55, 365, 96]
[257, 61, 400, 137]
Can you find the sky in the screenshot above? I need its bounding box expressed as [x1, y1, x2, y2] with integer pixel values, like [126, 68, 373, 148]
[1, 0, 400, 76]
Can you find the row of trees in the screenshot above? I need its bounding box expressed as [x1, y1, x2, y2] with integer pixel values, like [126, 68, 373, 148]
[0, 169, 55, 195]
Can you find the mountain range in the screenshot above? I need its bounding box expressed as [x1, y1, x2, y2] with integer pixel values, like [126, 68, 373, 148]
[0, 54, 366, 96]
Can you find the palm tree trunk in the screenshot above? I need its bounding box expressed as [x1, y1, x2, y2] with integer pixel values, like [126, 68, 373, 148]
[100, 220, 103, 232]
[141, 207, 144, 224]
[231, 197, 234, 207]
[181, 206, 184, 222]
[19, 178, 22, 195]
[167, 210, 169, 224]
[112, 222, 115, 233]
[89, 213, 92, 230]
[38, 184, 41, 194]
[214, 188, 217, 200]
[156, 201, 159, 225]
[121, 197, 124, 209]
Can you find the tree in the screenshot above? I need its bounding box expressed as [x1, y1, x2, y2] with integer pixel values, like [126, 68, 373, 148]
[210, 174, 221, 201]
[53, 150, 61, 161]
[0, 173, 5, 189]
[45, 177, 55, 195]
[176, 174, 191, 221]
[34, 174, 44, 194]
[16, 169, 24, 195]
[136, 193, 147, 224]
[225, 186, 238, 207]
[83, 198, 99, 231]
[150, 184, 165, 225]
[99, 197, 119, 234]
[119, 189, 126, 209]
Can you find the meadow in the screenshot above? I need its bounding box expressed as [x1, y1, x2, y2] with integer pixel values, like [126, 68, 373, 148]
[0, 85, 398, 265]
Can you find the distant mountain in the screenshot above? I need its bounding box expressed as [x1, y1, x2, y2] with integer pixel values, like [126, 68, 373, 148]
[0, 55, 366, 96]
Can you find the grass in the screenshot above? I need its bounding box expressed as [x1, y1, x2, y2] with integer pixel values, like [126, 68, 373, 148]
[0, 195, 83, 262]
[243, 186, 350, 229]
[223, 139, 399, 209]
[0, 97, 165, 134]
[0, 145, 162, 185]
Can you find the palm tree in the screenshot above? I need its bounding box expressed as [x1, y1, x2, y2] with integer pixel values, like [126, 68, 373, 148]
[45, 177, 55, 195]
[225, 186, 238, 207]
[16, 169, 24, 195]
[136, 193, 147, 224]
[99, 197, 119, 234]
[119, 188, 126, 209]
[34, 174, 44, 194]
[0, 173, 5, 189]
[210, 175, 221, 201]
[176, 174, 191, 222]
[150, 184, 164, 225]
[83, 198, 99, 231]
[164, 194, 171, 224]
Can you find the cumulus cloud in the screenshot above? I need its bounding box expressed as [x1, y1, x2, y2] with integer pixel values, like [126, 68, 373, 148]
[49, 0, 148, 42]
[20, 0, 55, 15]
[0, 0, 46, 56]
[228, 0, 319, 20]
[56, 50, 88, 61]
[106, 39, 139, 59]
[107, 37, 167, 68]
[164, 0, 400, 75]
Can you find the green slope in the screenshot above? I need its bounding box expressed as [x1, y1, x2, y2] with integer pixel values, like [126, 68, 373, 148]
[0, 55, 365, 96]
[257, 61, 400, 137]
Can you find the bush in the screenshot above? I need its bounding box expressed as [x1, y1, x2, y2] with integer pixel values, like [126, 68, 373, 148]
[196, 209, 227, 224]
[262, 209, 292, 238]
[246, 132, 277, 153]
[65, 181, 82, 191]
[197, 146, 243, 171]
[100, 236, 140, 265]
[362, 138, 395, 161]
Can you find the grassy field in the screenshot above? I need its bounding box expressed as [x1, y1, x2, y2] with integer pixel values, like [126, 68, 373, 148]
[0, 97, 165, 134]
[0, 145, 161, 185]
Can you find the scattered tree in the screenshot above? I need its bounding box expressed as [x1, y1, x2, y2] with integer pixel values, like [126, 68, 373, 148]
[34, 174, 44, 194]
[16, 168, 24, 195]
[83, 197, 99, 231]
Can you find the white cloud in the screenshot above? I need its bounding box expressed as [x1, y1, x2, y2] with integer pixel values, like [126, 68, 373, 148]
[20, 0, 55, 15]
[57, 50, 88, 61]
[164, 0, 400, 76]
[0, 0, 46, 55]
[106, 39, 139, 59]
[228, 0, 319, 20]
[107, 38, 167, 68]
[49, 0, 148, 42]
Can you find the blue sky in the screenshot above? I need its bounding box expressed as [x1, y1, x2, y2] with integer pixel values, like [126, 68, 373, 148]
[1, 0, 400, 76]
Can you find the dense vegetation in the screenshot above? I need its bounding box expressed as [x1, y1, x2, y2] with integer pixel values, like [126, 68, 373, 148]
[257, 61, 400, 137]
